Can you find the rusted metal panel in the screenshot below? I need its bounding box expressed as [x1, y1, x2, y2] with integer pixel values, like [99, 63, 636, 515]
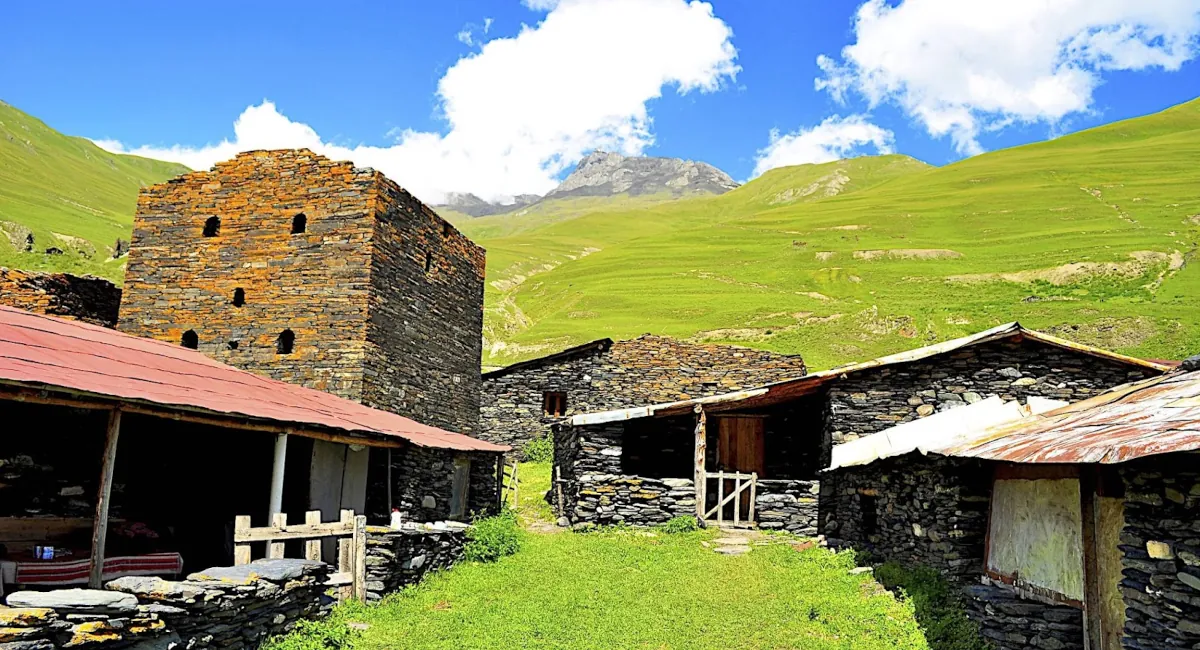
[0, 305, 508, 452]
[946, 371, 1200, 464]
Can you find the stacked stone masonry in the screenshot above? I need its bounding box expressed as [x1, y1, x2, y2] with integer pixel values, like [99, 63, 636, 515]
[1118, 458, 1200, 649]
[825, 339, 1157, 445]
[364, 521, 468, 602]
[964, 584, 1084, 650]
[554, 423, 695, 527]
[755, 480, 820, 536]
[482, 335, 808, 454]
[117, 149, 485, 436]
[0, 558, 331, 650]
[0, 268, 120, 328]
[390, 446, 499, 522]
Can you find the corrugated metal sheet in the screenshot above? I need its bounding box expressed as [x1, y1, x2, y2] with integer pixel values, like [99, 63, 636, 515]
[944, 371, 1200, 463]
[826, 396, 1068, 471]
[0, 306, 507, 452]
[565, 322, 1171, 426]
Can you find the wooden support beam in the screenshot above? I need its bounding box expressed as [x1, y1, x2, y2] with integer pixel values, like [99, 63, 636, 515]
[1080, 468, 1102, 650]
[305, 511, 323, 561]
[234, 516, 252, 565]
[353, 515, 367, 602]
[89, 409, 121, 588]
[694, 405, 707, 519]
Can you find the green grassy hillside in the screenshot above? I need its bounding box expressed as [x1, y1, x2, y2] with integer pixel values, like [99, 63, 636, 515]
[464, 98, 1200, 369]
[0, 100, 189, 281]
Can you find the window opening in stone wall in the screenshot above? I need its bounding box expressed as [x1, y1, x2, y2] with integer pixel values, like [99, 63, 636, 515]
[543, 391, 567, 417]
[202, 216, 220, 237]
[181, 330, 198, 349]
[442, 222, 452, 237]
[227, 340, 239, 351]
[424, 251, 433, 274]
[232, 288, 245, 307]
[276, 329, 295, 355]
[291, 213, 307, 234]
[860, 493, 878, 536]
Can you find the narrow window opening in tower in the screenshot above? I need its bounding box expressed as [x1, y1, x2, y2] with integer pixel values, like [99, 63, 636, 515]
[276, 329, 295, 355]
[232, 287, 245, 307]
[442, 222, 452, 237]
[202, 216, 220, 237]
[424, 251, 433, 273]
[292, 213, 307, 234]
[227, 340, 239, 351]
[181, 330, 199, 349]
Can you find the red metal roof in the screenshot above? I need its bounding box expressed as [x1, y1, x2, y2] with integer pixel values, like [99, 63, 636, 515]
[0, 305, 507, 452]
[943, 370, 1200, 464]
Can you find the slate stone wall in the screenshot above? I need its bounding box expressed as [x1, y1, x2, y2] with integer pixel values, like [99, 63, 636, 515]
[390, 445, 499, 522]
[825, 339, 1158, 444]
[0, 268, 120, 327]
[1118, 455, 1200, 649]
[118, 148, 484, 435]
[364, 522, 468, 602]
[964, 583, 1084, 650]
[826, 454, 992, 580]
[482, 335, 808, 455]
[552, 422, 695, 527]
[755, 480, 820, 536]
[2, 558, 331, 650]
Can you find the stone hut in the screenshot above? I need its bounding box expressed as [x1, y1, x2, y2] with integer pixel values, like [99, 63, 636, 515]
[116, 149, 497, 524]
[481, 334, 808, 455]
[825, 367, 1200, 650]
[551, 322, 1168, 533]
[0, 268, 120, 327]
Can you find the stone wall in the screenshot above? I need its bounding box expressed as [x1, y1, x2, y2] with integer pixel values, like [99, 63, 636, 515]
[482, 335, 808, 455]
[755, 480, 820, 536]
[826, 454, 992, 580]
[964, 583, 1084, 650]
[390, 445, 499, 523]
[1119, 455, 1200, 649]
[825, 339, 1158, 444]
[1, 558, 331, 650]
[553, 422, 695, 527]
[118, 148, 484, 435]
[364, 522, 468, 602]
[0, 268, 120, 327]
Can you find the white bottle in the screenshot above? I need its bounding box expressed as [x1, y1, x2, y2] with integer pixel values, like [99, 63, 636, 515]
[390, 509, 404, 529]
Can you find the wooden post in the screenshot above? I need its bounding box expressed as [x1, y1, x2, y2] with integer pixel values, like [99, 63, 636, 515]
[733, 474, 741, 525]
[268, 433, 288, 517]
[268, 512, 287, 558]
[337, 509, 353, 600]
[694, 405, 707, 519]
[386, 449, 394, 516]
[234, 516, 252, 565]
[717, 470, 725, 526]
[749, 472, 757, 526]
[555, 466, 565, 517]
[305, 511, 322, 561]
[1080, 468, 1102, 650]
[495, 455, 504, 512]
[353, 515, 367, 602]
[88, 409, 122, 588]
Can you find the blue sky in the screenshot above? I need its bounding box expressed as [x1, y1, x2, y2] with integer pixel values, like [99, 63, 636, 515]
[4, 1, 1200, 203]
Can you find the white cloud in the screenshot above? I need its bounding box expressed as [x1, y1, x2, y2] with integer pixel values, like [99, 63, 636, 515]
[523, 0, 560, 10]
[94, 0, 738, 204]
[753, 115, 894, 176]
[817, 0, 1200, 154]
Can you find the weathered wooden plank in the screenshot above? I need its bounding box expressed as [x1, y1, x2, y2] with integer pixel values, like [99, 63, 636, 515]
[234, 516, 252, 565]
[268, 512, 287, 559]
[233, 521, 355, 543]
[305, 511, 322, 561]
[353, 515, 367, 602]
[88, 409, 122, 589]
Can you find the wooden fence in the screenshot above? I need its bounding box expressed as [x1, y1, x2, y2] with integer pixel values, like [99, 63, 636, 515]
[700, 470, 757, 528]
[234, 510, 367, 602]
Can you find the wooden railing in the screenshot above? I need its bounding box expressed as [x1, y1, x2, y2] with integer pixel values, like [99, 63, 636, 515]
[700, 470, 757, 528]
[234, 509, 366, 602]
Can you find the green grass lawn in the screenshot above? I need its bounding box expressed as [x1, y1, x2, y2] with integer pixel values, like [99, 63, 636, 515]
[268, 462, 938, 650]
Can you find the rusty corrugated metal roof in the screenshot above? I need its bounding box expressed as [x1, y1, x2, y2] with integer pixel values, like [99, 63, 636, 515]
[943, 370, 1200, 463]
[0, 305, 508, 452]
[567, 322, 1171, 426]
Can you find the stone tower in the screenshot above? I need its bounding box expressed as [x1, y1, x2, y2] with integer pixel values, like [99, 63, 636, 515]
[117, 149, 485, 435]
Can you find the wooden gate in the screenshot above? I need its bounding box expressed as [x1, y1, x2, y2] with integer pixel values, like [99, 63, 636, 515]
[233, 509, 366, 602]
[700, 470, 757, 528]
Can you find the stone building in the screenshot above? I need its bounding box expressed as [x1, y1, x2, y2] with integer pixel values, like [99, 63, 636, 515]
[0, 267, 120, 327]
[117, 149, 496, 524]
[825, 367, 1200, 650]
[481, 334, 808, 454]
[551, 322, 1168, 533]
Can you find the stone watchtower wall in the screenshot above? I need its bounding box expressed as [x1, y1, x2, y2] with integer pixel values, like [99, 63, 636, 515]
[116, 149, 485, 435]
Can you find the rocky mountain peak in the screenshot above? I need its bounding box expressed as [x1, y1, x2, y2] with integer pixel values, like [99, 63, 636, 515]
[546, 151, 738, 199]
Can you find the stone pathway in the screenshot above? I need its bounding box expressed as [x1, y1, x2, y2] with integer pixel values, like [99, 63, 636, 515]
[706, 528, 769, 555]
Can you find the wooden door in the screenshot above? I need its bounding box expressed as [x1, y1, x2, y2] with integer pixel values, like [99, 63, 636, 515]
[716, 417, 765, 520]
[717, 416, 765, 475]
